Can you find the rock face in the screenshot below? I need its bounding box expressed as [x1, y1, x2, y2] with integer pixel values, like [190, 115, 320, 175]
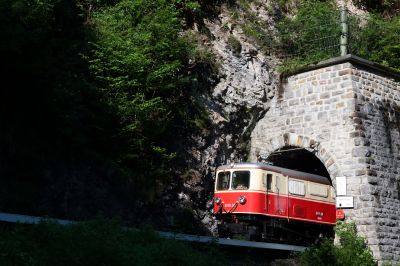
[201, 8, 278, 165]
[250, 55, 400, 263]
[172, 2, 280, 232]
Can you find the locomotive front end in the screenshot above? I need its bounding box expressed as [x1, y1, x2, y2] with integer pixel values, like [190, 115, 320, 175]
[213, 166, 261, 215]
[213, 164, 267, 240]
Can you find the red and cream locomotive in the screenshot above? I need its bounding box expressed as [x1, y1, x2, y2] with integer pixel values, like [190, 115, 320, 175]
[213, 163, 336, 244]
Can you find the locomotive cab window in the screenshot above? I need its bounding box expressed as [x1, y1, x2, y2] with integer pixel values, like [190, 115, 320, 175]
[232, 171, 250, 190]
[289, 180, 305, 196]
[216, 172, 230, 190]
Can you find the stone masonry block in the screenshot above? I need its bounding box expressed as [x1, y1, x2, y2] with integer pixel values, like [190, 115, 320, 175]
[339, 69, 352, 76]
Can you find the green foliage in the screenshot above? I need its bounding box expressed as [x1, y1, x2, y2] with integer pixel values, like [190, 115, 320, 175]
[183, 30, 220, 72]
[276, 0, 341, 73]
[242, 21, 272, 54]
[350, 14, 400, 70]
[226, 0, 272, 54]
[0, 0, 211, 223]
[171, 0, 221, 27]
[221, 23, 229, 32]
[89, 0, 185, 94]
[334, 222, 376, 266]
[298, 222, 376, 266]
[227, 35, 242, 56]
[87, 0, 208, 202]
[173, 0, 201, 12]
[276, 0, 400, 73]
[352, 0, 400, 16]
[0, 221, 222, 266]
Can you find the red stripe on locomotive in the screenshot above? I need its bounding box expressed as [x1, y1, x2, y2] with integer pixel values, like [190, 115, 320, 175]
[214, 191, 336, 225]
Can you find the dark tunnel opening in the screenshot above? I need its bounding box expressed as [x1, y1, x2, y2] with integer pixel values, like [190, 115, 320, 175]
[266, 146, 331, 182]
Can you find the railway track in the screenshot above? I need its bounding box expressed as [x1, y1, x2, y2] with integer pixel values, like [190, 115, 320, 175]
[0, 212, 306, 253]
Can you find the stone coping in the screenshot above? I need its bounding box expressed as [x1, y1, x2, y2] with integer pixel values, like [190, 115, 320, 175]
[283, 54, 400, 81]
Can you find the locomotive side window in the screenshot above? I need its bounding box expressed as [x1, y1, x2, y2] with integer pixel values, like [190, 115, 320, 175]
[289, 180, 305, 196]
[262, 173, 273, 191]
[309, 183, 328, 198]
[216, 172, 230, 190]
[232, 171, 250, 190]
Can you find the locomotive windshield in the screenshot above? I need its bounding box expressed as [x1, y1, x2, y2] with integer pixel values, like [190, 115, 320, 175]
[232, 171, 250, 190]
[216, 171, 230, 190]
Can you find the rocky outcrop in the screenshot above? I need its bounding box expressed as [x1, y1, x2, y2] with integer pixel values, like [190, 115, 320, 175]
[171, 2, 281, 232]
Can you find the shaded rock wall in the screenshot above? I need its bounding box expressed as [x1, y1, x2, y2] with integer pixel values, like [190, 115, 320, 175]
[170, 2, 280, 232]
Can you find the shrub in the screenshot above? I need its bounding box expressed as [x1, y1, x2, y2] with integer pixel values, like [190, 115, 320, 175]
[350, 14, 400, 70]
[298, 222, 376, 266]
[227, 35, 242, 56]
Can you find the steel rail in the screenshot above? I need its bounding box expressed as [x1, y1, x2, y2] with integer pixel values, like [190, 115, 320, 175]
[158, 231, 306, 252]
[0, 212, 74, 225]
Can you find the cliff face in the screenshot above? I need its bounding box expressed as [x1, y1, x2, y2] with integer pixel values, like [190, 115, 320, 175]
[166, 1, 281, 232]
[200, 4, 278, 165]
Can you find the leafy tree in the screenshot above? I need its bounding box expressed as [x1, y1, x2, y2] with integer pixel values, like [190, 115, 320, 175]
[0, 0, 211, 223]
[86, 0, 191, 201]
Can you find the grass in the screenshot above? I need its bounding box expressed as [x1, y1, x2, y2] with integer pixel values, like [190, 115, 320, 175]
[0, 220, 223, 266]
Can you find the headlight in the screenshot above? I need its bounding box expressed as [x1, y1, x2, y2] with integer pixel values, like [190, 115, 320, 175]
[214, 196, 221, 205]
[238, 195, 246, 205]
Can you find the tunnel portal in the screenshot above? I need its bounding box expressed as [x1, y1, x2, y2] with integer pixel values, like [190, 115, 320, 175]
[267, 146, 330, 180]
[250, 56, 400, 263]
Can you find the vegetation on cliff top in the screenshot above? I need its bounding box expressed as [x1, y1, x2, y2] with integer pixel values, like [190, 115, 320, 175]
[276, 0, 400, 73]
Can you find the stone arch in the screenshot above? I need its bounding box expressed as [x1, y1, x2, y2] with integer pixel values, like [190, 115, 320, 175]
[255, 133, 342, 187]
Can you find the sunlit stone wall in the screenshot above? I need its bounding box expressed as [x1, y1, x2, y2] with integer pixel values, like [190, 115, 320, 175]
[250, 55, 400, 263]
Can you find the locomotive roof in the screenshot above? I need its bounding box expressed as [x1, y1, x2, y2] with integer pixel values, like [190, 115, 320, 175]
[216, 162, 331, 185]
